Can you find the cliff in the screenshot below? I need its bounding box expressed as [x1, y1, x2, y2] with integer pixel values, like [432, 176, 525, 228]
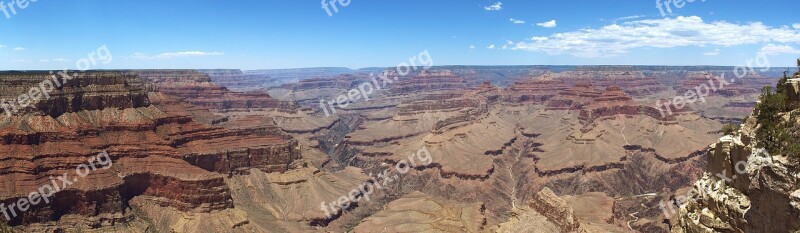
[671, 77, 800, 232]
[0, 71, 302, 230]
[0, 71, 150, 117]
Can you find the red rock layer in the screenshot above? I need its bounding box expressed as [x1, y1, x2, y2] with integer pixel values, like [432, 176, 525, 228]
[545, 83, 603, 110]
[555, 68, 667, 97]
[204, 70, 282, 92]
[396, 98, 481, 116]
[136, 70, 297, 112]
[675, 72, 773, 98]
[539, 84, 677, 123]
[390, 70, 468, 94]
[504, 77, 570, 103]
[278, 74, 372, 91]
[592, 76, 666, 97]
[0, 71, 150, 117]
[0, 71, 299, 227]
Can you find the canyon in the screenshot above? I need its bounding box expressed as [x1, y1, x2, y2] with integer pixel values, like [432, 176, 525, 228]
[0, 66, 785, 232]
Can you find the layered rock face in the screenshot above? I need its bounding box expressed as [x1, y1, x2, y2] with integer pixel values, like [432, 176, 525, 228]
[496, 188, 611, 233]
[0, 71, 301, 230]
[546, 83, 603, 110]
[1, 66, 778, 232]
[396, 97, 480, 116]
[504, 75, 570, 103]
[0, 71, 150, 117]
[137, 70, 296, 112]
[541, 84, 674, 124]
[353, 191, 487, 233]
[593, 75, 666, 97]
[579, 86, 681, 124]
[312, 67, 723, 232]
[677, 72, 774, 98]
[281, 78, 342, 91]
[544, 67, 668, 97]
[676, 72, 728, 97]
[277, 74, 372, 92]
[671, 80, 800, 232]
[390, 70, 468, 94]
[197, 69, 284, 92]
[529, 188, 581, 232]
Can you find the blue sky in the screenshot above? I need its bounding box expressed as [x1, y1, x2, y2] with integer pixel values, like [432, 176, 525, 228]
[1, 0, 799, 70]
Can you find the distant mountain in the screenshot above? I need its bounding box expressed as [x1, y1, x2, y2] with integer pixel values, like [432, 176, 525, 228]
[245, 67, 356, 78]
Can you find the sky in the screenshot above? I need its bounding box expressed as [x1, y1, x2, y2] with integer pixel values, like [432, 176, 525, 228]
[1, 0, 799, 70]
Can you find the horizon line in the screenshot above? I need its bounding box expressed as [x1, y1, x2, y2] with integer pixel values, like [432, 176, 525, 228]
[0, 64, 794, 72]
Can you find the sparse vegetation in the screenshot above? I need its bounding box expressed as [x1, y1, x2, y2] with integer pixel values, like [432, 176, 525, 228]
[722, 124, 740, 136]
[753, 60, 800, 160]
[0, 222, 13, 233]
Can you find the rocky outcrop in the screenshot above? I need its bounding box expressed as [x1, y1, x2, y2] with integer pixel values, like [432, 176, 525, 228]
[529, 188, 581, 232]
[671, 79, 800, 233]
[671, 136, 798, 232]
[788, 78, 800, 107]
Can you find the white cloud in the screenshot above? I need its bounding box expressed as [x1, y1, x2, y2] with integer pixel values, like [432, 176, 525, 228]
[515, 16, 800, 58]
[487, 44, 495, 49]
[530, 36, 548, 42]
[703, 49, 721, 56]
[484, 2, 502, 11]
[536, 20, 557, 28]
[469, 45, 476, 49]
[794, 23, 800, 29]
[130, 51, 224, 60]
[510, 18, 525, 24]
[0, 44, 6, 48]
[39, 59, 49, 62]
[760, 44, 800, 55]
[13, 47, 25, 51]
[11, 59, 27, 63]
[52, 58, 70, 62]
[614, 15, 645, 21]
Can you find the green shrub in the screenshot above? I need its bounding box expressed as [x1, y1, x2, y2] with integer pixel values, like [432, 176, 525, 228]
[755, 86, 787, 155]
[0, 222, 12, 233]
[753, 61, 800, 160]
[722, 124, 740, 136]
